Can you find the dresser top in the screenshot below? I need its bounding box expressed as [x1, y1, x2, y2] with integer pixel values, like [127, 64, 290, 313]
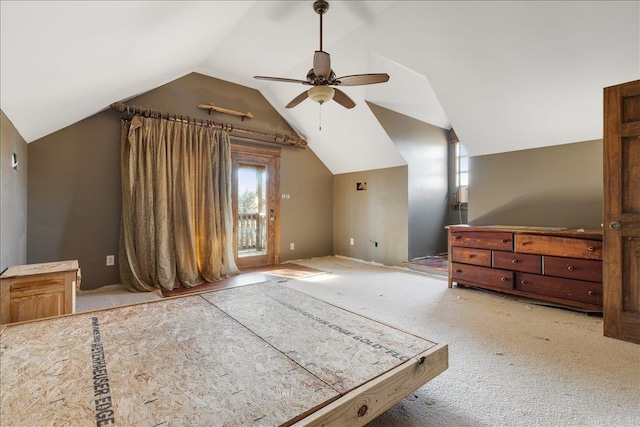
[1, 260, 79, 279]
[447, 224, 603, 239]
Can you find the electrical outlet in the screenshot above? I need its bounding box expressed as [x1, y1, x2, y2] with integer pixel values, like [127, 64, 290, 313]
[350, 238, 354, 245]
[290, 242, 295, 250]
[106, 255, 115, 266]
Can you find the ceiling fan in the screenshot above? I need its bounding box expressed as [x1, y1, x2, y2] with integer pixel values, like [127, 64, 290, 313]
[254, 0, 389, 109]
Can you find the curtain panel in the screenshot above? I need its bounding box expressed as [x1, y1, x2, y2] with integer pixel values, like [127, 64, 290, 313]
[119, 116, 239, 292]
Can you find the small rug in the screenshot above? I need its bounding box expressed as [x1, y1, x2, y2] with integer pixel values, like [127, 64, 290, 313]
[406, 255, 448, 276]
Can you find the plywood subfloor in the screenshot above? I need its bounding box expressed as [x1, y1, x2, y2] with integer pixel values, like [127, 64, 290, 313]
[1, 282, 446, 426]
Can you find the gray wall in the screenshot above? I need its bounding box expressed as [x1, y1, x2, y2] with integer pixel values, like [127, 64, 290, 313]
[280, 147, 333, 262]
[1, 110, 28, 272]
[369, 103, 449, 259]
[469, 139, 603, 229]
[333, 166, 408, 266]
[27, 72, 333, 289]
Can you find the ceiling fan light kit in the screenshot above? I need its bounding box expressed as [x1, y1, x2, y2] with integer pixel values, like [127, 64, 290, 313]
[254, 0, 389, 112]
[308, 86, 335, 104]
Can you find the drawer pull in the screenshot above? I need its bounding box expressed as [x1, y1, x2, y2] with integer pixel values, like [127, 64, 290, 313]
[501, 239, 510, 243]
[588, 290, 596, 296]
[520, 280, 527, 285]
[511, 259, 518, 264]
[567, 265, 574, 271]
[453, 236, 461, 240]
[468, 254, 475, 258]
[455, 269, 462, 273]
[520, 241, 530, 246]
[501, 277, 508, 282]
[588, 246, 595, 251]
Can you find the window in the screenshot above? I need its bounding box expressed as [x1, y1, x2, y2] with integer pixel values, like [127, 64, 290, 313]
[455, 142, 468, 188]
[454, 141, 468, 205]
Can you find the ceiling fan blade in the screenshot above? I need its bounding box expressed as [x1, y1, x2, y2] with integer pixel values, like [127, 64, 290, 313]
[332, 88, 356, 109]
[285, 91, 309, 108]
[254, 76, 310, 85]
[334, 73, 390, 86]
[313, 51, 331, 80]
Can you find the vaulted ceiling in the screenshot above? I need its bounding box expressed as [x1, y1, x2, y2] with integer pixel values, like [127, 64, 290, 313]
[1, 1, 638, 174]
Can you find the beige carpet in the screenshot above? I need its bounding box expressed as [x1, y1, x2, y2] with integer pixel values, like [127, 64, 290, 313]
[76, 284, 163, 312]
[76, 256, 640, 426]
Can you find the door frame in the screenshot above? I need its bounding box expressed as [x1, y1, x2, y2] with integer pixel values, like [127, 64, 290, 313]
[231, 144, 280, 269]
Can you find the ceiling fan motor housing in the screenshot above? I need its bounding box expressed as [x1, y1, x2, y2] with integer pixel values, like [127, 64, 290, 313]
[313, 0, 329, 15]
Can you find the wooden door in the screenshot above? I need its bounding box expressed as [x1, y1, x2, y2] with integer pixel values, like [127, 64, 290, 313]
[231, 145, 280, 270]
[603, 79, 640, 344]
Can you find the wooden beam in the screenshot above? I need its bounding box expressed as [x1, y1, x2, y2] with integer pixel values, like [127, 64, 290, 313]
[293, 344, 449, 427]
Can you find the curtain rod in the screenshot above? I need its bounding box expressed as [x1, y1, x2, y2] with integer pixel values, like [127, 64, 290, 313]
[110, 102, 307, 149]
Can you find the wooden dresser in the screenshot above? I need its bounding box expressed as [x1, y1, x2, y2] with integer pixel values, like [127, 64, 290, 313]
[0, 260, 79, 324]
[447, 225, 603, 311]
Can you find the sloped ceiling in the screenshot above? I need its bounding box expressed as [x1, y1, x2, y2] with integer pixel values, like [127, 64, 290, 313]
[1, 1, 638, 174]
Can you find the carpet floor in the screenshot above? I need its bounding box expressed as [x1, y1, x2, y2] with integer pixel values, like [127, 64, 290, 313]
[76, 256, 640, 427]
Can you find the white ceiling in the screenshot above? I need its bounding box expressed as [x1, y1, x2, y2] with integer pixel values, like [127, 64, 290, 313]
[1, 1, 638, 174]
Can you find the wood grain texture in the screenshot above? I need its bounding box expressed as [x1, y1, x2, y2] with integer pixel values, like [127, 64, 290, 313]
[515, 235, 603, 260]
[1, 281, 446, 425]
[603, 79, 640, 344]
[450, 231, 513, 251]
[1, 263, 78, 324]
[449, 225, 604, 311]
[451, 262, 514, 291]
[293, 344, 449, 427]
[543, 256, 602, 282]
[515, 273, 603, 306]
[451, 247, 492, 267]
[493, 251, 542, 274]
[201, 283, 438, 394]
[0, 260, 78, 278]
[0, 296, 338, 426]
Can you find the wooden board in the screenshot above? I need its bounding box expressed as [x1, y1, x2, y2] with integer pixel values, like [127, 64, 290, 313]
[0, 282, 448, 426]
[0, 260, 79, 278]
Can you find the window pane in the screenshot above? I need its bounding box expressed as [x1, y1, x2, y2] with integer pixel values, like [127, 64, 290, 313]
[460, 172, 469, 186]
[459, 156, 468, 172]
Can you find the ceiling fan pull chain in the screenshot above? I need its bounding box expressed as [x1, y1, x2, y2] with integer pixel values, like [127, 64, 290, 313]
[319, 103, 322, 131]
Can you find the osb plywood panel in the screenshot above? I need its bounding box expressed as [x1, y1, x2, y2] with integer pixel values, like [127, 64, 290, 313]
[202, 283, 437, 394]
[0, 296, 338, 426]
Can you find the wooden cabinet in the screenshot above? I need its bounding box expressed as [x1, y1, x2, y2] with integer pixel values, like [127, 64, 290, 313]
[448, 226, 603, 311]
[0, 260, 79, 324]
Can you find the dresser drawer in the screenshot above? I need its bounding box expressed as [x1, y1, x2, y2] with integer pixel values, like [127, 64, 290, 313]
[452, 263, 513, 290]
[493, 251, 541, 274]
[451, 247, 491, 267]
[450, 231, 513, 251]
[543, 256, 602, 282]
[514, 234, 602, 260]
[515, 273, 603, 306]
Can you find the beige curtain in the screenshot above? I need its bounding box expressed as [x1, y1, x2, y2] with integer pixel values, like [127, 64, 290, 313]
[119, 116, 239, 291]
